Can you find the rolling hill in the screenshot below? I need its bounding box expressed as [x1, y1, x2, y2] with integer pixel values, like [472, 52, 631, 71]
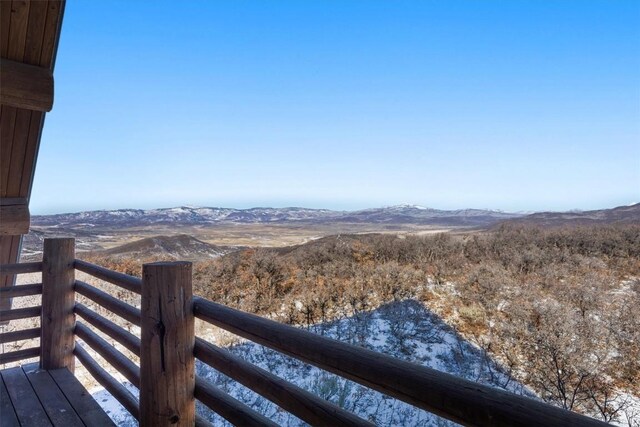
[102, 234, 235, 261]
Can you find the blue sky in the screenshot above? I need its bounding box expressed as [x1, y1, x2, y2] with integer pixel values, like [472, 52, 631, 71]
[31, 0, 640, 214]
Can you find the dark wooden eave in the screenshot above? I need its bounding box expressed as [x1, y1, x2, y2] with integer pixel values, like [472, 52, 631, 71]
[0, 0, 66, 308]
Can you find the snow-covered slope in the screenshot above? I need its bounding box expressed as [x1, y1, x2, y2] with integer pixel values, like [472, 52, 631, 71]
[90, 300, 531, 426]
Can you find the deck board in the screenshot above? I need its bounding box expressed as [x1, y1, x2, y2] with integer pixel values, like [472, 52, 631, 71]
[49, 367, 116, 426]
[22, 363, 85, 427]
[1, 366, 52, 426]
[0, 364, 115, 426]
[0, 373, 19, 427]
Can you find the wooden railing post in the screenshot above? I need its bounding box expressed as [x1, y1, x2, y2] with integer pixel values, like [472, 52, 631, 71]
[140, 262, 195, 426]
[41, 237, 75, 372]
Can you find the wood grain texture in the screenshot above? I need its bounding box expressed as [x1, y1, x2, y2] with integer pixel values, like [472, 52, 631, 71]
[141, 262, 195, 427]
[74, 259, 142, 293]
[17, 109, 44, 196]
[0, 365, 52, 426]
[48, 367, 117, 427]
[0, 1, 11, 57]
[0, 59, 53, 111]
[23, 365, 84, 426]
[74, 302, 141, 356]
[0, 202, 30, 235]
[0, 106, 18, 196]
[39, 1, 64, 69]
[23, 1, 48, 66]
[74, 280, 141, 325]
[41, 238, 75, 372]
[6, 0, 31, 62]
[0, 373, 20, 427]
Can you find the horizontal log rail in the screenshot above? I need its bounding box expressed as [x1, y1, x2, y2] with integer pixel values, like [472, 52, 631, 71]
[74, 280, 141, 325]
[74, 303, 141, 356]
[0, 262, 43, 276]
[75, 322, 141, 388]
[0, 305, 41, 322]
[193, 297, 607, 427]
[0, 346, 40, 364]
[0, 283, 43, 299]
[74, 343, 140, 420]
[195, 377, 279, 427]
[74, 259, 142, 294]
[0, 327, 41, 344]
[194, 337, 373, 427]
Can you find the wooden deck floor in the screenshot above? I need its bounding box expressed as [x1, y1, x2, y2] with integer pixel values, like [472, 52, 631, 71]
[0, 363, 115, 427]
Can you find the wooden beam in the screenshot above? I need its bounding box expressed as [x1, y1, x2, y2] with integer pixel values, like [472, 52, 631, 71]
[74, 322, 140, 388]
[140, 262, 195, 427]
[41, 238, 75, 372]
[74, 280, 141, 326]
[0, 327, 41, 344]
[0, 202, 29, 235]
[0, 262, 42, 276]
[0, 347, 40, 365]
[74, 259, 142, 294]
[194, 378, 278, 427]
[74, 303, 141, 356]
[0, 58, 53, 112]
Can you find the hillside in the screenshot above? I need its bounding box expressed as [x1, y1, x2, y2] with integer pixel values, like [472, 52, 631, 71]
[102, 234, 235, 261]
[496, 203, 640, 228]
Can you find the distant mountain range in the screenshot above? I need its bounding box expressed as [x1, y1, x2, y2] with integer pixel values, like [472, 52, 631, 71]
[32, 205, 522, 228]
[497, 203, 640, 227]
[30, 203, 640, 233]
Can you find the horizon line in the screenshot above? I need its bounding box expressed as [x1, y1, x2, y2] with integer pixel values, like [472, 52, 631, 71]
[30, 201, 639, 217]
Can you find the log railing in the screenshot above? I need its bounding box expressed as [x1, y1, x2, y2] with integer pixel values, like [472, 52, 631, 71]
[0, 238, 609, 427]
[0, 261, 43, 365]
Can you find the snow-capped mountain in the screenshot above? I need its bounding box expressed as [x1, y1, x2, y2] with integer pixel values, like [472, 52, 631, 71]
[31, 205, 522, 228]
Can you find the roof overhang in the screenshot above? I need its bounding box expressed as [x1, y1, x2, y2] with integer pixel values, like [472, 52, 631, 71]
[0, 0, 66, 307]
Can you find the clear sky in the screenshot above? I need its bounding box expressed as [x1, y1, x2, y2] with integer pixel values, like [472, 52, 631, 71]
[31, 0, 640, 214]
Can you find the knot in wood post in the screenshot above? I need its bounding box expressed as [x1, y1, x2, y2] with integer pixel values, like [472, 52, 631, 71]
[41, 238, 75, 372]
[140, 262, 195, 427]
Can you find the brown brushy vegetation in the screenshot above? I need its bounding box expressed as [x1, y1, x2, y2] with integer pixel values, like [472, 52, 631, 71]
[84, 224, 640, 420]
